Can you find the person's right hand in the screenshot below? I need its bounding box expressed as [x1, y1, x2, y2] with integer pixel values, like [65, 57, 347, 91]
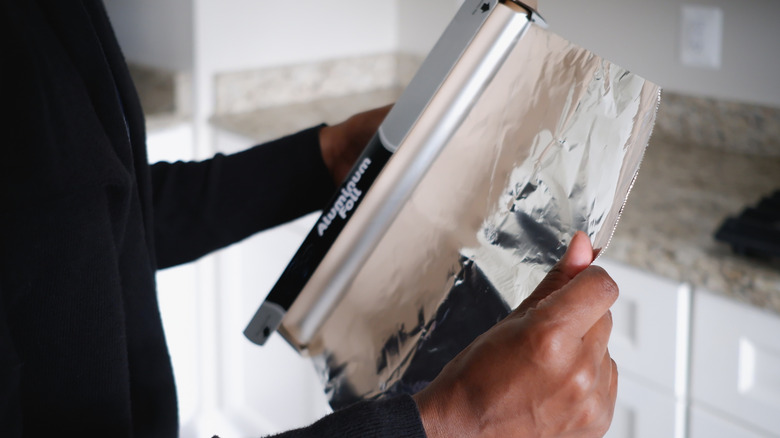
[413, 231, 618, 437]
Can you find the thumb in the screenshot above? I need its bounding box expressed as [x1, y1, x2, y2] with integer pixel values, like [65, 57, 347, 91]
[514, 231, 594, 315]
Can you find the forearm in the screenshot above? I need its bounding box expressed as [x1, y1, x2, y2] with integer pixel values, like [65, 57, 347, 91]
[151, 125, 336, 269]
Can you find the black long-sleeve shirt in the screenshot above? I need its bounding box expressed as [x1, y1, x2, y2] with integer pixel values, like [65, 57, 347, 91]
[0, 0, 426, 436]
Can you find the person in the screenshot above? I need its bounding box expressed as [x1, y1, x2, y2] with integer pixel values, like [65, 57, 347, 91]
[0, 0, 617, 436]
[276, 231, 617, 438]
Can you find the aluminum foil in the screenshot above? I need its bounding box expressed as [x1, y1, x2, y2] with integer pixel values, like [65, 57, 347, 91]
[304, 24, 660, 408]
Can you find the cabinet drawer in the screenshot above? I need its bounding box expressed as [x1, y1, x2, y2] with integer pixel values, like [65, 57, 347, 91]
[690, 291, 780, 435]
[599, 258, 690, 392]
[689, 405, 772, 438]
[605, 376, 679, 438]
[217, 215, 331, 435]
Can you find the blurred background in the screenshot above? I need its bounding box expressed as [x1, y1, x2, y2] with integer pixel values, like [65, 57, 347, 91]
[103, 1, 780, 437]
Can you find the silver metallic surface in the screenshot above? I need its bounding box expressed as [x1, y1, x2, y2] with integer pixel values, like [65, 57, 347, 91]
[379, 0, 499, 152]
[244, 302, 285, 346]
[379, 0, 545, 153]
[291, 3, 537, 346]
[286, 19, 660, 406]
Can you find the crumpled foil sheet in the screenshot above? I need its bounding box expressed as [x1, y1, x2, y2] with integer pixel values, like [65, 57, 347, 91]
[306, 24, 660, 409]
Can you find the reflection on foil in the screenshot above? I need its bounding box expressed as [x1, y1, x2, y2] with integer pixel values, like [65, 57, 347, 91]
[302, 24, 660, 409]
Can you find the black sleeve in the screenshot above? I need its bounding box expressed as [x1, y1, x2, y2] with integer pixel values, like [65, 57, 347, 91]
[269, 395, 427, 438]
[0, 282, 22, 437]
[151, 126, 337, 269]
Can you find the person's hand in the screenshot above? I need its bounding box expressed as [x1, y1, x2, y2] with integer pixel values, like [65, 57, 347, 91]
[413, 231, 618, 438]
[318, 104, 392, 184]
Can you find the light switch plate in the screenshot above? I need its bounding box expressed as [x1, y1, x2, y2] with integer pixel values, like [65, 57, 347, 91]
[680, 4, 723, 69]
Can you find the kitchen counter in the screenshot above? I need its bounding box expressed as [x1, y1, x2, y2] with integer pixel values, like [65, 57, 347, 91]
[607, 131, 780, 314]
[211, 91, 780, 316]
[211, 88, 400, 144]
[129, 64, 191, 132]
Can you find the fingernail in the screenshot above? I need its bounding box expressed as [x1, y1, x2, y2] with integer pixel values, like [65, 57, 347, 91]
[564, 231, 593, 267]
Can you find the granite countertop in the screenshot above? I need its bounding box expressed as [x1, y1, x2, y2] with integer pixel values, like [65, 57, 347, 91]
[212, 91, 780, 316]
[129, 64, 191, 132]
[607, 131, 780, 314]
[211, 88, 400, 144]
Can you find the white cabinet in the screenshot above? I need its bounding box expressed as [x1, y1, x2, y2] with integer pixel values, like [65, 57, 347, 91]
[599, 258, 690, 438]
[599, 257, 780, 438]
[156, 170, 780, 438]
[690, 291, 780, 436]
[154, 128, 334, 437]
[689, 405, 773, 438]
[599, 258, 691, 393]
[605, 377, 679, 438]
[146, 122, 195, 163]
[210, 128, 332, 436]
[216, 212, 332, 436]
[148, 122, 202, 431]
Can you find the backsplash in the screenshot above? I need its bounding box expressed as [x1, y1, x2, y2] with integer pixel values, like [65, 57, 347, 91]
[214, 53, 423, 115]
[128, 64, 191, 118]
[655, 92, 780, 157]
[132, 54, 780, 159]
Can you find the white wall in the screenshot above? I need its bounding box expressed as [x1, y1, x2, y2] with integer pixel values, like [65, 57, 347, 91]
[187, 0, 400, 121]
[397, 0, 461, 56]
[105, 0, 780, 108]
[105, 0, 457, 71]
[105, 0, 398, 73]
[103, 0, 193, 72]
[196, 0, 398, 72]
[540, 0, 780, 108]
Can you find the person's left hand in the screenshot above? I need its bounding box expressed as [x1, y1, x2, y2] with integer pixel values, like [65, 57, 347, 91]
[319, 104, 392, 184]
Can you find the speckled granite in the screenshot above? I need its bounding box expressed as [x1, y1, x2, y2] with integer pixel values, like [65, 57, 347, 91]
[128, 64, 176, 115]
[656, 92, 780, 157]
[215, 54, 410, 115]
[606, 131, 780, 314]
[211, 88, 401, 144]
[208, 53, 780, 316]
[212, 88, 780, 315]
[128, 63, 191, 131]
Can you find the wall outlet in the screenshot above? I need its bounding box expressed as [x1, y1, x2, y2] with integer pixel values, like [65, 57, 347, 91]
[680, 4, 724, 69]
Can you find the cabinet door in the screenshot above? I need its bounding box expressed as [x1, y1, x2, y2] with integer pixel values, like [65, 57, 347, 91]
[211, 129, 332, 435]
[149, 123, 203, 434]
[690, 291, 780, 436]
[157, 260, 201, 433]
[217, 212, 332, 436]
[146, 123, 195, 163]
[605, 376, 680, 438]
[598, 258, 691, 393]
[689, 405, 772, 438]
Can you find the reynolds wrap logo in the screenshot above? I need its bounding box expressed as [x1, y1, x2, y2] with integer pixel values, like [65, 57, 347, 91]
[317, 158, 372, 236]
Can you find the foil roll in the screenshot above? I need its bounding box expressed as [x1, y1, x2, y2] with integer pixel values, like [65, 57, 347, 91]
[293, 19, 659, 407]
